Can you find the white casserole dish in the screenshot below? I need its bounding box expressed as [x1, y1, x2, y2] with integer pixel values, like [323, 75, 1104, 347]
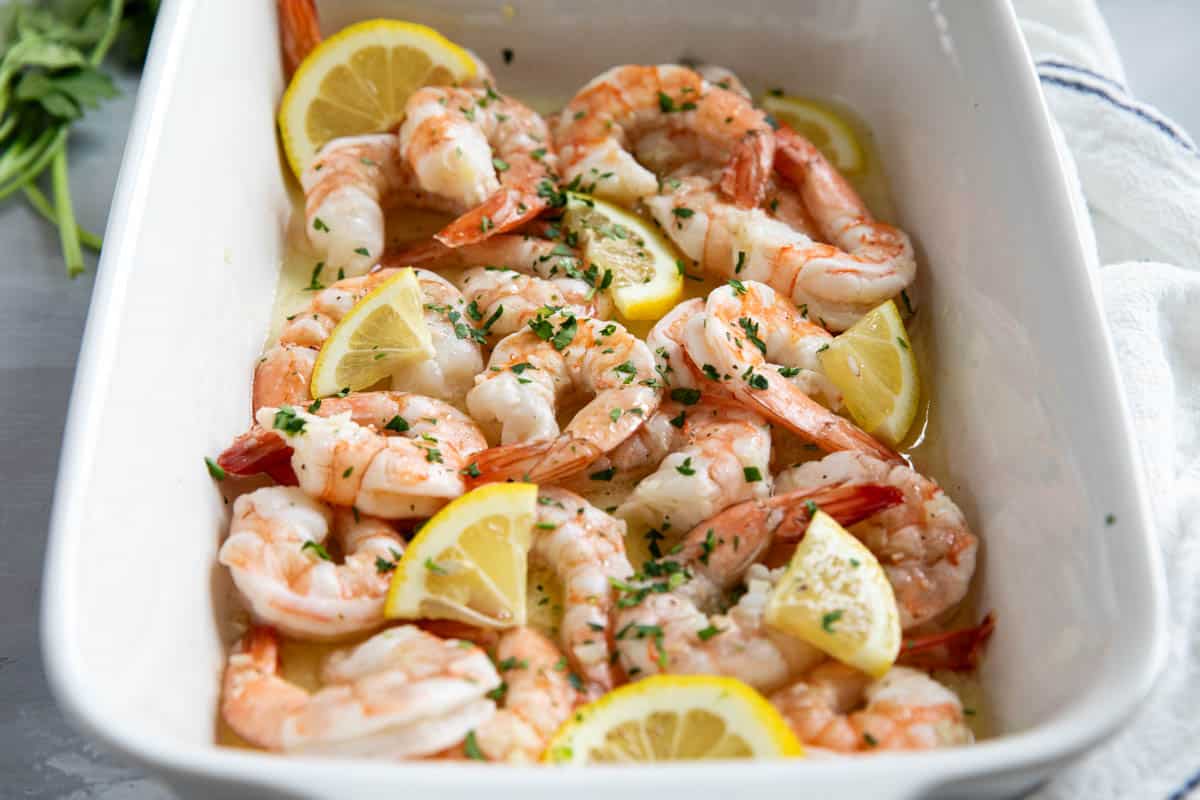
[41, 0, 1167, 797]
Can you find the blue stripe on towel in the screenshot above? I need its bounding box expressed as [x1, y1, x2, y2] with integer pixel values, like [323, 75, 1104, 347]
[1168, 766, 1200, 800]
[1038, 73, 1197, 154]
[1035, 58, 1127, 91]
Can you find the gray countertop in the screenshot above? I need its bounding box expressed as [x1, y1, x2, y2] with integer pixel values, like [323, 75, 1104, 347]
[0, 3, 1193, 797]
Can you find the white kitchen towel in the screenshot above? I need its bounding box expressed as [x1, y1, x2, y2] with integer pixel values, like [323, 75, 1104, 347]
[1015, 1, 1200, 798]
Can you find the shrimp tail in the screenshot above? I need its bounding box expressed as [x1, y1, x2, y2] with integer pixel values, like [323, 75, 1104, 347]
[277, 0, 321, 79]
[467, 437, 603, 486]
[743, 382, 903, 465]
[379, 238, 454, 269]
[217, 427, 299, 485]
[770, 482, 905, 541]
[898, 612, 996, 672]
[720, 129, 774, 208]
[434, 190, 547, 247]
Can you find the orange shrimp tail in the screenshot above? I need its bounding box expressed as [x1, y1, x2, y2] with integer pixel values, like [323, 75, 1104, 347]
[434, 190, 547, 247]
[773, 123, 872, 229]
[277, 0, 321, 79]
[241, 625, 283, 670]
[720, 129, 774, 208]
[466, 437, 602, 486]
[743, 383, 903, 465]
[771, 482, 905, 541]
[378, 237, 454, 269]
[218, 426, 298, 486]
[899, 612, 996, 672]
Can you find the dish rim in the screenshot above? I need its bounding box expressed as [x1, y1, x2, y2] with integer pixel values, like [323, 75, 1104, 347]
[40, 0, 1167, 792]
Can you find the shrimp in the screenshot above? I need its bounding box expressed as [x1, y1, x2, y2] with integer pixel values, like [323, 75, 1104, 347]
[469, 627, 581, 762]
[651, 282, 898, 463]
[222, 625, 500, 757]
[382, 234, 583, 280]
[250, 396, 487, 519]
[456, 267, 612, 338]
[614, 396, 774, 534]
[775, 451, 979, 629]
[553, 64, 774, 207]
[253, 268, 483, 411]
[769, 662, 972, 753]
[532, 487, 634, 695]
[614, 483, 903, 692]
[397, 86, 556, 247]
[218, 487, 403, 639]
[643, 153, 916, 331]
[301, 134, 465, 277]
[220, 391, 485, 489]
[277, 0, 320, 79]
[465, 312, 663, 484]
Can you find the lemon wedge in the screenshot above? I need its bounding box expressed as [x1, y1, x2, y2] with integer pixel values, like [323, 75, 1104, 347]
[544, 675, 802, 764]
[561, 192, 684, 321]
[765, 510, 901, 678]
[762, 94, 865, 174]
[310, 267, 434, 398]
[385, 482, 536, 628]
[817, 299, 920, 447]
[278, 19, 477, 178]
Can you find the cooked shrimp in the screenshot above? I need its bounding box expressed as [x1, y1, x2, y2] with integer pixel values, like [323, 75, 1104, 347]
[614, 483, 903, 692]
[775, 451, 979, 629]
[251, 397, 487, 519]
[253, 268, 483, 411]
[301, 134, 465, 277]
[615, 396, 774, 534]
[219, 487, 402, 639]
[222, 625, 500, 757]
[648, 282, 897, 464]
[397, 86, 556, 247]
[221, 391, 485, 488]
[455, 266, 612, 338]
[532, 487, 634, 695]
[465, 312, 663, 484]
[553, 64, 774, 207]
[469, 627, 581, 762]
[277, 0, 320, 79]
[382, 234, 583, 280]
[770, 662, 972, 752]
[644, 156, 916, 331]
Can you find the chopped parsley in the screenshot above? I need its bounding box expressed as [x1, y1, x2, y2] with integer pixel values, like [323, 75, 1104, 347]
[671, 206, 695, 219]
[697, 625, 722, 641]
[743, 466, 763, 483]
[728, 278, 747, 295]
[272, 406, 306, 435]
[464, 731, 486, 760]
[301, 540, 331, 561]
[675, 457, 696, 476]
[777, 366, 801, 377]
[821, 609, 844, 633]
[668, 410, 686, 428]
[305, 262, 325, 291]
[424, 558, 448, 576]
[734, 250, 747, 274]
[701, 364, 720, 381]
[463, 462, 481, 478]
[738, 317, 767, 354]
[384, 415, 410, 433]
[492, 157, 510, 172]
[204, 457, 226, 481]
[590, 467, 616, 481]
[670, 387, 701, 405]
[312, 217, 329, 232]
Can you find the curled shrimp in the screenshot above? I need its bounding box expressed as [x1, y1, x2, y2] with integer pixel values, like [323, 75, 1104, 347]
[301, 134, 465, 277]
[254, 268, 484, 411]
[222, 625, 500, 757]
[644, 144, 916, 331]
[277, 0, 321, 79]
[383, 233, 583, 279]
[397, 86, 556, 247]
[248, 395, 487, 519]
[219, 487, 403, 639]
[467, 627, 581, 762]
[456, 266, 612, 338]
[532, 487, 634, 695]
[613, 483, 903, 692]
[770, 662, 972, 753]
[775, 451, 979, 629]
[652, 282, 899, 464]
[553, 64, 774, 207]
[614, 396, 774, 534]
[465, 311, 663, 484]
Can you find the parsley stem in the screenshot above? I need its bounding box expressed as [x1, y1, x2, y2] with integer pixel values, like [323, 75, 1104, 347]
[22, 184, 103, 250]
[51, 145, 85, 278]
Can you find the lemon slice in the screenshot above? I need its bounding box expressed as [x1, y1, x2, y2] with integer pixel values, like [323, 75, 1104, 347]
[765, 510, 900, 678]
[762, 94, 864, 174]
[310, 267, 434, 398]
[817, 299, 919, 447]
[385, 482, 536, 627]
[562, 192, 684, 321]
[544, 675, 802, 764]
[278, 19, 477, 178]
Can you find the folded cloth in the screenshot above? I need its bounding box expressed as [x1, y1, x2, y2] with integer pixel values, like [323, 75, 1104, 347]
[1015, 1, 1200, 797]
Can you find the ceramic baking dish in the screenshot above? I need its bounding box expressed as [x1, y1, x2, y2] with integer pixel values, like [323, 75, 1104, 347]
[41, 0, 1167, 797]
